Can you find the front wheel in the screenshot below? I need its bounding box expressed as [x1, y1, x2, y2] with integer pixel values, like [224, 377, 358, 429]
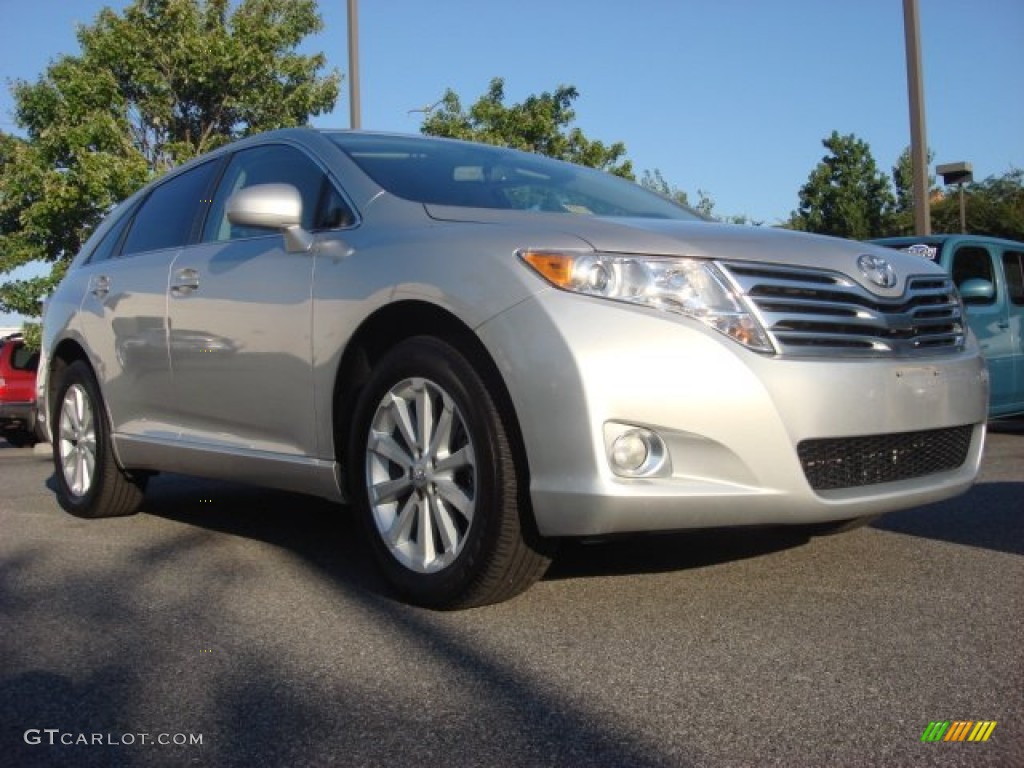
[52, 360, 147, 518]
[348, 337, 553, 609]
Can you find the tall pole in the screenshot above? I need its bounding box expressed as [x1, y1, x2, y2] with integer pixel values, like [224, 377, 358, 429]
[903, 0, 930, 235]
[958, 185, 966, 233]
[347, 0, 361, 129]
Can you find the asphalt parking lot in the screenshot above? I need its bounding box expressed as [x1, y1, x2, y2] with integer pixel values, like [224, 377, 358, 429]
[1, 423, 1021, 767]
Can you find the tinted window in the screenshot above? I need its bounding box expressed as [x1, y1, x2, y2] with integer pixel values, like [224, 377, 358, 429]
[951, 246, 996, 306]
[1004, 250, 1024, 306]
[10, 344, 39, 371]
[202, 144, 350, 242]
[327, 133, 701, 220]
[85, 201, 137, 263]
[122, 160, 219, 255]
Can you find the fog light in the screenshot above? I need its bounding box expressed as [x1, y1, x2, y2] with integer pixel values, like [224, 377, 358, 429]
[612, 431, 650, 471]
[608, 427, 669, 477]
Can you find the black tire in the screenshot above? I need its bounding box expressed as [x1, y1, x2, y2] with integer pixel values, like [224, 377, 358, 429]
[347, 336, 552, 609]
[51, 360, 147, 518]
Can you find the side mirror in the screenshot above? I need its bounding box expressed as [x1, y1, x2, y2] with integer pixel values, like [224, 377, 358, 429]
[226, 183, 313, 252]
[957, 277, 995, 305]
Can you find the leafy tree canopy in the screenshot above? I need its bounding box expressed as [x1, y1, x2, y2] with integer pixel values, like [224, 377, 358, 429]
[789, 131, 895, 239]
[0, 0, 339, 317]
[640, 168, 760, 225]
[931, 168, 1024, 241]
[884, 145, 938, 236]
[420, 77, 633, 179]
[790, 133, 1022, 241]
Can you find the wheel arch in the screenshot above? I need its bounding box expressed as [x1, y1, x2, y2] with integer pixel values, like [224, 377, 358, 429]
[332, 300, 531, 498]
[45, 339, 129, 471]
[47, 339, 95, 423]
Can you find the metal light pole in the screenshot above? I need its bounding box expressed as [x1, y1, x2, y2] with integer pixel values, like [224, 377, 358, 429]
[903, 0, 930, 235]
[347, 0, 361, 129]
[937, 161, 973, 233]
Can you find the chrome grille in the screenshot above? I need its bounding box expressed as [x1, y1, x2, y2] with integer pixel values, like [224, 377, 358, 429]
[798, 425, 973, 491]
[718, 262, 965, 357]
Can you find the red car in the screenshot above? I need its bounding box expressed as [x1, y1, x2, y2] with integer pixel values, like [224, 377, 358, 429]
[0, 334, 39, 447]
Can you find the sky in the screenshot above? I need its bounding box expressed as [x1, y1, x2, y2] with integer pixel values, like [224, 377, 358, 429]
[1, 0, 1022, 322]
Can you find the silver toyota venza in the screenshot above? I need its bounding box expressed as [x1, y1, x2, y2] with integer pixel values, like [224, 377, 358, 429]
[37, 129, 988, 608]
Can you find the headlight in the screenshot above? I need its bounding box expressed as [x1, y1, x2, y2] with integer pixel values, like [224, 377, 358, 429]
[519, 249, 775, 353]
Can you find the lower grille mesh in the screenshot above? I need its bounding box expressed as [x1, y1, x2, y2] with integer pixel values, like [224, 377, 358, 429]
[797, 426, 973, 491]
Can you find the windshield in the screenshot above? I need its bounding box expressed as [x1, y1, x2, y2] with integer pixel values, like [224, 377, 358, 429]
[326, 133, 701, 220]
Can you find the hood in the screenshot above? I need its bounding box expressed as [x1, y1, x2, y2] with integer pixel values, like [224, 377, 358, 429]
[424, 205, 944, 297]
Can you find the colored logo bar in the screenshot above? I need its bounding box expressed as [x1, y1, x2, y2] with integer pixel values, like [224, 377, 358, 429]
[921, 721, 997, 742]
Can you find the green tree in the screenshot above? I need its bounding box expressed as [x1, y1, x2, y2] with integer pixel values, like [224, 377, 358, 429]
[931, 168, 1024, 240]
[640, 168, 692, 206]
[640, 169, 717, 219]
[640, 169, 761, 225]
[0, 0, 339, 318]
[789, 131, 895, 238]
[420, 77, 633, 178]
[890, 145, 936, 234]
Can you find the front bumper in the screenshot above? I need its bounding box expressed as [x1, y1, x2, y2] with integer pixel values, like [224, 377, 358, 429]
[479, 290, 988, 537]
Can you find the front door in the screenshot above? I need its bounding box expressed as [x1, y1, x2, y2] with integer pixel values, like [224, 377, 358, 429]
[948, 242, 1015, 412]
[166, 143, 333, 456]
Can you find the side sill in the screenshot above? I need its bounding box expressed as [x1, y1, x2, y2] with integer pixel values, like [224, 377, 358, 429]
[112, 434, 346, 503]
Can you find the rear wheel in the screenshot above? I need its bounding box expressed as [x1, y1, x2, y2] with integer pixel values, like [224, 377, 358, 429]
[52, 360, 147, 518]
[348, 336, 552, 609]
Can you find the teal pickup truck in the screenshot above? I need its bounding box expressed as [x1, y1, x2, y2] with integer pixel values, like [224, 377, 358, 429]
[872, 235, 1024, 418]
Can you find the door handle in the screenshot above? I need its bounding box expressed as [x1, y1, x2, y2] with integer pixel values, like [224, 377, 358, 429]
[89, 275, 111, 298]
[171, 268, 200, 296]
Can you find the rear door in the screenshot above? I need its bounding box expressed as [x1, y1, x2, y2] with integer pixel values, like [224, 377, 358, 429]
[75, 160, 220, 438]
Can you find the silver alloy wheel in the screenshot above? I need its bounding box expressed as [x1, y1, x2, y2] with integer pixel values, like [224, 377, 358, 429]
[365, 376, 477, 573]
[59, 382, 97, 498]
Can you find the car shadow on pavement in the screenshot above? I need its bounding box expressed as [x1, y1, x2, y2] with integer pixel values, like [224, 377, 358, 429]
[137, 473, 391, 597]
[545, 526, 812, 581]
[988, 416, 1024, 435]
[133, 474, 812, 590]
[22, 472, 698, 767]
[870, 481, 1024, 556]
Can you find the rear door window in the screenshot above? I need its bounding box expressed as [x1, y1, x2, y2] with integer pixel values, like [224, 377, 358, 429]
[121, 160, 219, 256]
[85, 201, 138, 263]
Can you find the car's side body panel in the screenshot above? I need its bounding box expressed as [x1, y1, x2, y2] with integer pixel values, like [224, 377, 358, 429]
[69, 249, 180, 439]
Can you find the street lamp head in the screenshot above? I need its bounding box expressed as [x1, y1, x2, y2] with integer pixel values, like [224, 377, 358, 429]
[936, 161, 973, 186]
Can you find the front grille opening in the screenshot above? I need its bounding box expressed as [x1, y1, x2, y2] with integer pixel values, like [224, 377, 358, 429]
[797, 425, 973, 491]
[719, 261, 965, 358]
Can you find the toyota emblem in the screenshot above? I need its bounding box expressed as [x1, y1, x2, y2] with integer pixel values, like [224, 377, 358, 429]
[857, 254, 898, 289]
